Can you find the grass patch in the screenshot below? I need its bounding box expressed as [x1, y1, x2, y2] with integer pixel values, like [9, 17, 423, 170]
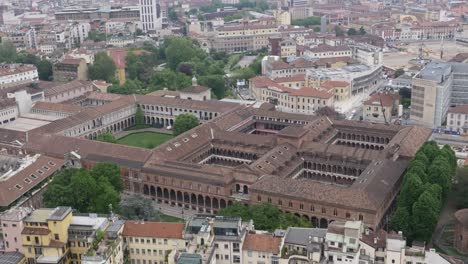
[158, 213, 184, 223]
[117, 132, 173, 149]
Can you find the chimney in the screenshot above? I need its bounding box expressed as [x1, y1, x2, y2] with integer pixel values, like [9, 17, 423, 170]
[374, 238, 378, 244]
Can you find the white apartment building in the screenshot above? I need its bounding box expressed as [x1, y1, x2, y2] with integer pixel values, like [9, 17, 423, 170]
[0, 64, 38, 89]
[69, 23, 91, 48]
[139, 0, 163, 33]
[324, 221, 363, 264]
[446, 105, 468, 134]
[0, 99, 18, 126]
[305, 44, 352, 59]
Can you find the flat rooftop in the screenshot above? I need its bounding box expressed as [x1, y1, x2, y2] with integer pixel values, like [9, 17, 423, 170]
[419, 61, 452, 83]
[2, 117, 50, 132]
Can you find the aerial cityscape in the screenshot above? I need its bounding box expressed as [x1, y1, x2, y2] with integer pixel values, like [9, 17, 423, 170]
[0, 0, 467, 263]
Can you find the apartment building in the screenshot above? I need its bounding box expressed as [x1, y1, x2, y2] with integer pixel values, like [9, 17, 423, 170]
[410, 62, 452, 128]
[446, 105, 468, 134]
[0, 64, 38, 89]
[250, 76, 334, 114]
[241, 233, 281, 264]
[139, 0, 163, 33]
[324, 221, 363, 264]
[212, 217, 247, 264]
[53, 58, 88, 82]
[212, 23, 278, 53]
[282, 227, 326, 263]
[320, 80, 351, 101]
[68, 214, 109, 263]
[304, 44, 352, 59]
[450, 63, 468, 106]
[21, 207, 73, 264]
[363, 92, 400, 123]
[0, 207, 33, 253]
[0, 99, 19, 126]
[123, 221, 186, 264]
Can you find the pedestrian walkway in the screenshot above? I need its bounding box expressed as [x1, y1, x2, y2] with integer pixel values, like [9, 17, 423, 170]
[115, 127, 172, 139]
[152, 200, 205, 221]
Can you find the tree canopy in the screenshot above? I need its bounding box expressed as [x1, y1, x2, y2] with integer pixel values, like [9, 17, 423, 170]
[43, 163, 123, 213]
[0, 41, 17, 63]
[219, 202, 311, 231]
[173, 113, 199, 135]
[88, 52, 117, 83]
[390, 141, 456, 244]
[291, 16, 321, 27]
[120, 194, 161, 221]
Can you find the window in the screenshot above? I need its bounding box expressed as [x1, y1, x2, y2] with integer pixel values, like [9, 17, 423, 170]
[233, 243, 240, 253]
[224, 244, 228, 249]
[54, 234, 59, 240]
[225, 255, 229, 260]
[233, 255, 240, 263]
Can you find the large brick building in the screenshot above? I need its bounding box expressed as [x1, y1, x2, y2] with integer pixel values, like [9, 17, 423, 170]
[14, 93, 431, 231]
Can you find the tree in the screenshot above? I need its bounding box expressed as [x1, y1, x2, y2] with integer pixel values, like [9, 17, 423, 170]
[412, 191, 440, 242]
[394, 68, 405, 78]
[173, 113, 199, 136]
[69, 170, 99, 212]
[94, 178, 121, 213]
[390, 206, 411, 237]
[88, 29, 106, 42]
[89, 163, 124, 192]
[219, 203, 312, 231]
[334, 25, 345, 36]
[291, 16, 321, 27]
[359, 26, 366, 35]
[108, 79, 145, 95]
[427, 156, 452, 197]
[36, 60, 53, 81]
[0, 41, 17, 63]
[149, 69, 191, 91]
[347, 28, 358, 36]
[164, 37, 205, 70]
[97, 132, 117, 143]
[88, 52, 117, 82]
[120, 194, 161, 221]
[168, 7, 178, 22]
[397, 173, 424, 210]
[43, 164, 124, 214]
[198, 74, 227, 99]
[135, 105, 145, 127]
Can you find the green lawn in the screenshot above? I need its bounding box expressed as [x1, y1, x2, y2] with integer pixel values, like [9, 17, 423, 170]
[159, 213, 184, 223]
[117, 132, 173, 149]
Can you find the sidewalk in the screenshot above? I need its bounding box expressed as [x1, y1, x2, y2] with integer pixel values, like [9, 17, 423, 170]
[115, 127, 172, 139]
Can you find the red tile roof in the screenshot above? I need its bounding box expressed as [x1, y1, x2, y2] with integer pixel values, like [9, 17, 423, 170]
[363, 92, 399, 107]
[320, 80, 350, 90]
[448, 105, 468, 114]
[123, 221, 184, 239]
[242, 233, 281, 254]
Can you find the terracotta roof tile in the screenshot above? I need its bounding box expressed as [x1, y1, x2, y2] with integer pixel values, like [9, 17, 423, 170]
[123, 221, 184, 239]
[448, 105, 468, 114]
[242, 234, 281, 254]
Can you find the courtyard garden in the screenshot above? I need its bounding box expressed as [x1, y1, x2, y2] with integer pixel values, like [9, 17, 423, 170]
[116, 131, 173, 149]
